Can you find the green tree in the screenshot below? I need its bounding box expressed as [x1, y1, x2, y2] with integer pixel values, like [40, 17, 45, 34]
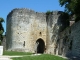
[59, 0, 80, 22]
[0, 17, 4, 45]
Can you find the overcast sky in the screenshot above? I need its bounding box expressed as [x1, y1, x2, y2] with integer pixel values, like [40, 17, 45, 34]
[0, 0, 64, 35]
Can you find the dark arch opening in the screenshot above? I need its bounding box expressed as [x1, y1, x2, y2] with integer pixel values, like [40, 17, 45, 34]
[36, 38, 45, 53]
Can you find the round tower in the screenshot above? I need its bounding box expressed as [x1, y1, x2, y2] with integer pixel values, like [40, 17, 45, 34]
[6, 8, 47, 53]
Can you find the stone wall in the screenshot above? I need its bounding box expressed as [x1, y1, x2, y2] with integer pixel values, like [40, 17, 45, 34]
[1, 35, 6, 50]
[6, 9, 66, 54]
[71, 20, 80, 57]
[48, 20, 80, 57]
[58, 27, 71, 57]
[46, 11, 67, 55]
[6, 8, 80, 57]
[59, 20, 80, 57]
[6, 8, 47, 53]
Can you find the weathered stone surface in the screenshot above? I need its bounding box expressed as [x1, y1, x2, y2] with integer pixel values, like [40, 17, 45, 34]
[6, 8, 47, 53]
[46, 11, 67, 55]
[1, 35, 6, 50]
[6, 8, 80, 58]
[71, 21, 80, 57]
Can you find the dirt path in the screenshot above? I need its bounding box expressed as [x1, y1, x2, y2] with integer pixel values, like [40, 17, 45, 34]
[0, 54, 41, 60]
[0, 55, 23, 60]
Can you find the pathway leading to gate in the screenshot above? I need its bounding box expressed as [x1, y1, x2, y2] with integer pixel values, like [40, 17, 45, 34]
[0, 54, 41, 60]
[0, 55, 23, 60]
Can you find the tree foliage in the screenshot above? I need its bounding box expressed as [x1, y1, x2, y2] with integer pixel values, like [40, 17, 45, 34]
[46, 10, 53, 16]
[59, 0, 80, 22]
[0, 17, 4, 42]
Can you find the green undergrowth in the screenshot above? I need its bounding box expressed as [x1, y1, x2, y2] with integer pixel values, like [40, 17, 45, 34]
[12, 54, 67, 60]
[3, 51, 32, 56]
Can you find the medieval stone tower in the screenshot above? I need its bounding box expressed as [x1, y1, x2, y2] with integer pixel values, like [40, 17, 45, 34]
[6, 8, 47, 53]
[6, 8, 80, 57]
[6, 8, 65, 54]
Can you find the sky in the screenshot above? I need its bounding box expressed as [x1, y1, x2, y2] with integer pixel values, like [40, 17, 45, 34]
[0, 0, 64, 35]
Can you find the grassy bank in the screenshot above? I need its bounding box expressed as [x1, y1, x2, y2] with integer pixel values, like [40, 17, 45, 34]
[12, 54, 67, 60]
[3, 51, 67, 60]
[3, 51, 32, 55]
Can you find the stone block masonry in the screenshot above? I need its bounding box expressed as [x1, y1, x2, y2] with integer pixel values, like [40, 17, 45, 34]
[6, 8, 80, 58]
[6, 8, 47, 53]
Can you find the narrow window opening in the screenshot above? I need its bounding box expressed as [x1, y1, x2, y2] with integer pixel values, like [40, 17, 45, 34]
[69, 40, 72, 50]
[39, 32, 41, 35]
[23, 41, 25, 47]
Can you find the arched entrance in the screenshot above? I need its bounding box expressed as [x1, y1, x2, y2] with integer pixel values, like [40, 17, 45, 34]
[36, 38, 45, 53]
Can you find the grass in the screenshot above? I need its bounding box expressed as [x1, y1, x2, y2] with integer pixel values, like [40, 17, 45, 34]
[3, 51, 32, 56]
[12, 54, 67, 60]
[3, 51, 67, 60]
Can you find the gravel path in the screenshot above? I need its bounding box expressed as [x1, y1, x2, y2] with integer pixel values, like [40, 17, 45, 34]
[0, 55, 22, 60]
[0, 54, 41, 60]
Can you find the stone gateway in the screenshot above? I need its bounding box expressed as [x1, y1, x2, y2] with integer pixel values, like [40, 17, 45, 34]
[6, 8, 80, 58]
[6, 8, 47, 53]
